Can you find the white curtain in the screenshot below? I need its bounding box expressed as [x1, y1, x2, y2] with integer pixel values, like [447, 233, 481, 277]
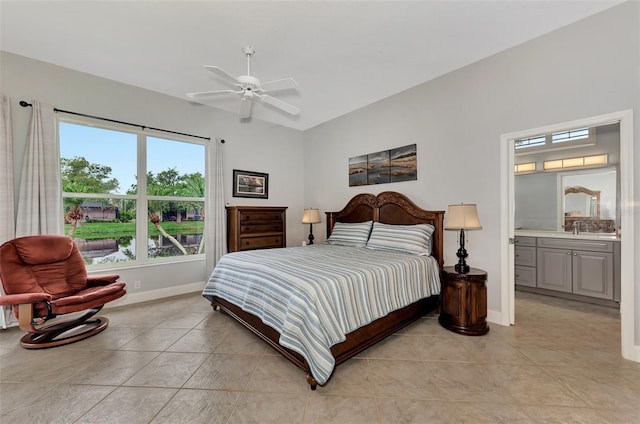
[205, 138, 227, 277]
[0, 95, 16, 328]
[15, 101, 63, 237]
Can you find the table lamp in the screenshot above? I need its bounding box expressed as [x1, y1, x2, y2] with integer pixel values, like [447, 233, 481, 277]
[445, 203, 482, 273]
[302, 208, 321, 245]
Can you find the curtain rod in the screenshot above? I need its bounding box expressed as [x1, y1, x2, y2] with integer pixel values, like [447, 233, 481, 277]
[19, 100, 213, 142]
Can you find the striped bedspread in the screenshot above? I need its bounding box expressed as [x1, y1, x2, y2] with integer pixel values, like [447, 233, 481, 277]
[202, 244, 440, 385]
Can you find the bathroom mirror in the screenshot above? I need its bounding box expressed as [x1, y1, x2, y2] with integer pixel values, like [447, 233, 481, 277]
[560, 167, 616, 232]
[514, 122, 620, 232]
[564, 186, 600, 218]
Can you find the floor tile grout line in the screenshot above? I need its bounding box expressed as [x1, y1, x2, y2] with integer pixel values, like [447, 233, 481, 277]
[76, 314, 210, 424]
[71, 384, 120, 423]
[3, 291, 636, 423]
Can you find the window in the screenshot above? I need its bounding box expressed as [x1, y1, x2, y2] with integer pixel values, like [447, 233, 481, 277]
[514, 135, 546, 149]
[59, 118, 206, 266]
[515, 127, 593, 153]
[551, 128, 589, 144]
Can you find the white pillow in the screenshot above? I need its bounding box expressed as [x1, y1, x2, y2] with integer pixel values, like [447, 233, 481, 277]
[366, 222, 435, 255]
[326, 221, 373, 247]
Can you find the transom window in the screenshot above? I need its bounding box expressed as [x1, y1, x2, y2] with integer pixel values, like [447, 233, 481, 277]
[514, 135, 546, 149]
[551, 128, 589, 144]
[515, 127, 593, 153]
[59, 118, 206, 266]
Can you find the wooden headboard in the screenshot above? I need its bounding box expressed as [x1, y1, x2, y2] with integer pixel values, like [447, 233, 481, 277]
[325, 191, 445, 268]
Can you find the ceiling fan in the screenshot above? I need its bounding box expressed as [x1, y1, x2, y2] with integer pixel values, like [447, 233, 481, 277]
[186, 45, 300, 118]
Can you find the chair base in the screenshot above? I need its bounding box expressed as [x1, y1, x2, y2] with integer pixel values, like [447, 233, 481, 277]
[20, 316, 109, 349]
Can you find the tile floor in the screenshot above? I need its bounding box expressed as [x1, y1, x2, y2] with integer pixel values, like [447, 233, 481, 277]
[1, 291, 638, 423]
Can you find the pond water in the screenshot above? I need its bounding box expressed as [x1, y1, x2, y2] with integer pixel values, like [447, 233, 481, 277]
[76, 234, 203, 264]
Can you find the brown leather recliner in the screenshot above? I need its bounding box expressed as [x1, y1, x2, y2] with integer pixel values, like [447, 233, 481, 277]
[0, 235, 127, 348]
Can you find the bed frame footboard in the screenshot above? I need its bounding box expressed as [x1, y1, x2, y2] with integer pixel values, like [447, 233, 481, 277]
[211, 294, 439, 389]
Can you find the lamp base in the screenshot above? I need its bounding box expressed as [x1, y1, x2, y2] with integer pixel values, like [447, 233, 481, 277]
[307, 223, 315, 245]
[454, 262, 470, 274]
[455, 228, 470, 274]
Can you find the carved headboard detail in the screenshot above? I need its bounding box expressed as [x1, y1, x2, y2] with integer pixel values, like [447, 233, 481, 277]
[325, 191, 444, 268]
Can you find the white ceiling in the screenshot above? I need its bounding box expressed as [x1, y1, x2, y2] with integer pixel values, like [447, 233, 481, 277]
[0, 1, 623, 131]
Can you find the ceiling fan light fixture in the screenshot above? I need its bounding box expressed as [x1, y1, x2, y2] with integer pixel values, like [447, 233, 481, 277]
[239, 97, 252, 118]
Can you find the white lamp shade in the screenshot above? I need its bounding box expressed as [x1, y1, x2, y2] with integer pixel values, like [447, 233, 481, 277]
[445, 204, 482, 230]
[302, 208, 321, 224]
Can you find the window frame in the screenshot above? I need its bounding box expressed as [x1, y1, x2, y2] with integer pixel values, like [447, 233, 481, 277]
[58, 114, 207, 268]
[514, 127, 594, 155]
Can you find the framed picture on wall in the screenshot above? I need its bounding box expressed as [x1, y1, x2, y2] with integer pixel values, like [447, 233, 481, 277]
[232, 169, 269, 199]
[348, 143, 417, 187]
[390, 144, 417, 183]
[349, 155, 368, 187]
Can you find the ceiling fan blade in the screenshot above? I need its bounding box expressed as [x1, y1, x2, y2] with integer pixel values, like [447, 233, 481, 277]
[203, 66, 240, 86]
[239, 98, 252, 118]
[259, 77, 298, 92]
[259, 94, 300, 115]
[186, 89, 240, 99]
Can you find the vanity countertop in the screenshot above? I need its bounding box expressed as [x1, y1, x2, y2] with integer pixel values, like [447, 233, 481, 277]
[515, 230, 620, 241]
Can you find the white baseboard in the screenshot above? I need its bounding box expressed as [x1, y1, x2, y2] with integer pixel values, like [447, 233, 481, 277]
[624, 343, 640, 363]
[104, 281, 205, 309]
[487, 308, 509, 327]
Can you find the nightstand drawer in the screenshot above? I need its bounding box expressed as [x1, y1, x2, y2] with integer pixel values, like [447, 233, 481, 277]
[239, 235, 284, 251]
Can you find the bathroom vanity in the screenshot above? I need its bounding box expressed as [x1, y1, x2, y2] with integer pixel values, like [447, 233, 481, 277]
[515, 231, 621, 307]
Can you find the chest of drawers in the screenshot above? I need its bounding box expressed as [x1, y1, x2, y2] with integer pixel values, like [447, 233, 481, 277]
[226, 206, 287, 252]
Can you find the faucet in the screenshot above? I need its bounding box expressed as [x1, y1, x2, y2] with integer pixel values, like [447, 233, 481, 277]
[573, 221, 582, 235]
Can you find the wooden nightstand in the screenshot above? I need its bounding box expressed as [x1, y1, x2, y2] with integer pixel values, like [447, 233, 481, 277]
[439, 266, 489, 336]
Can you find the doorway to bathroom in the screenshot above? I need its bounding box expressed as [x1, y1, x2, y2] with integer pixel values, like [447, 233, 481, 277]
[500, 109, 636, 362]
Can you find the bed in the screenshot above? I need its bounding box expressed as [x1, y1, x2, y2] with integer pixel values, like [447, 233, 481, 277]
[202, 191, 444, 389]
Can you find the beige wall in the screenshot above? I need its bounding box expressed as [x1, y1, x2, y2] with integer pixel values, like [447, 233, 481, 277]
[0, 51, 305, 295]
[1, 2, 639, 340]
[303, 2, 639, 327]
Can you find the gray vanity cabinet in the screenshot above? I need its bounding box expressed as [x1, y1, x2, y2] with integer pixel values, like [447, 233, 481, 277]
[572, 250, 614, 299]
[536, 238, 614, 300]
[515, 237, 537, 288]
[536, 247, 573, 293]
